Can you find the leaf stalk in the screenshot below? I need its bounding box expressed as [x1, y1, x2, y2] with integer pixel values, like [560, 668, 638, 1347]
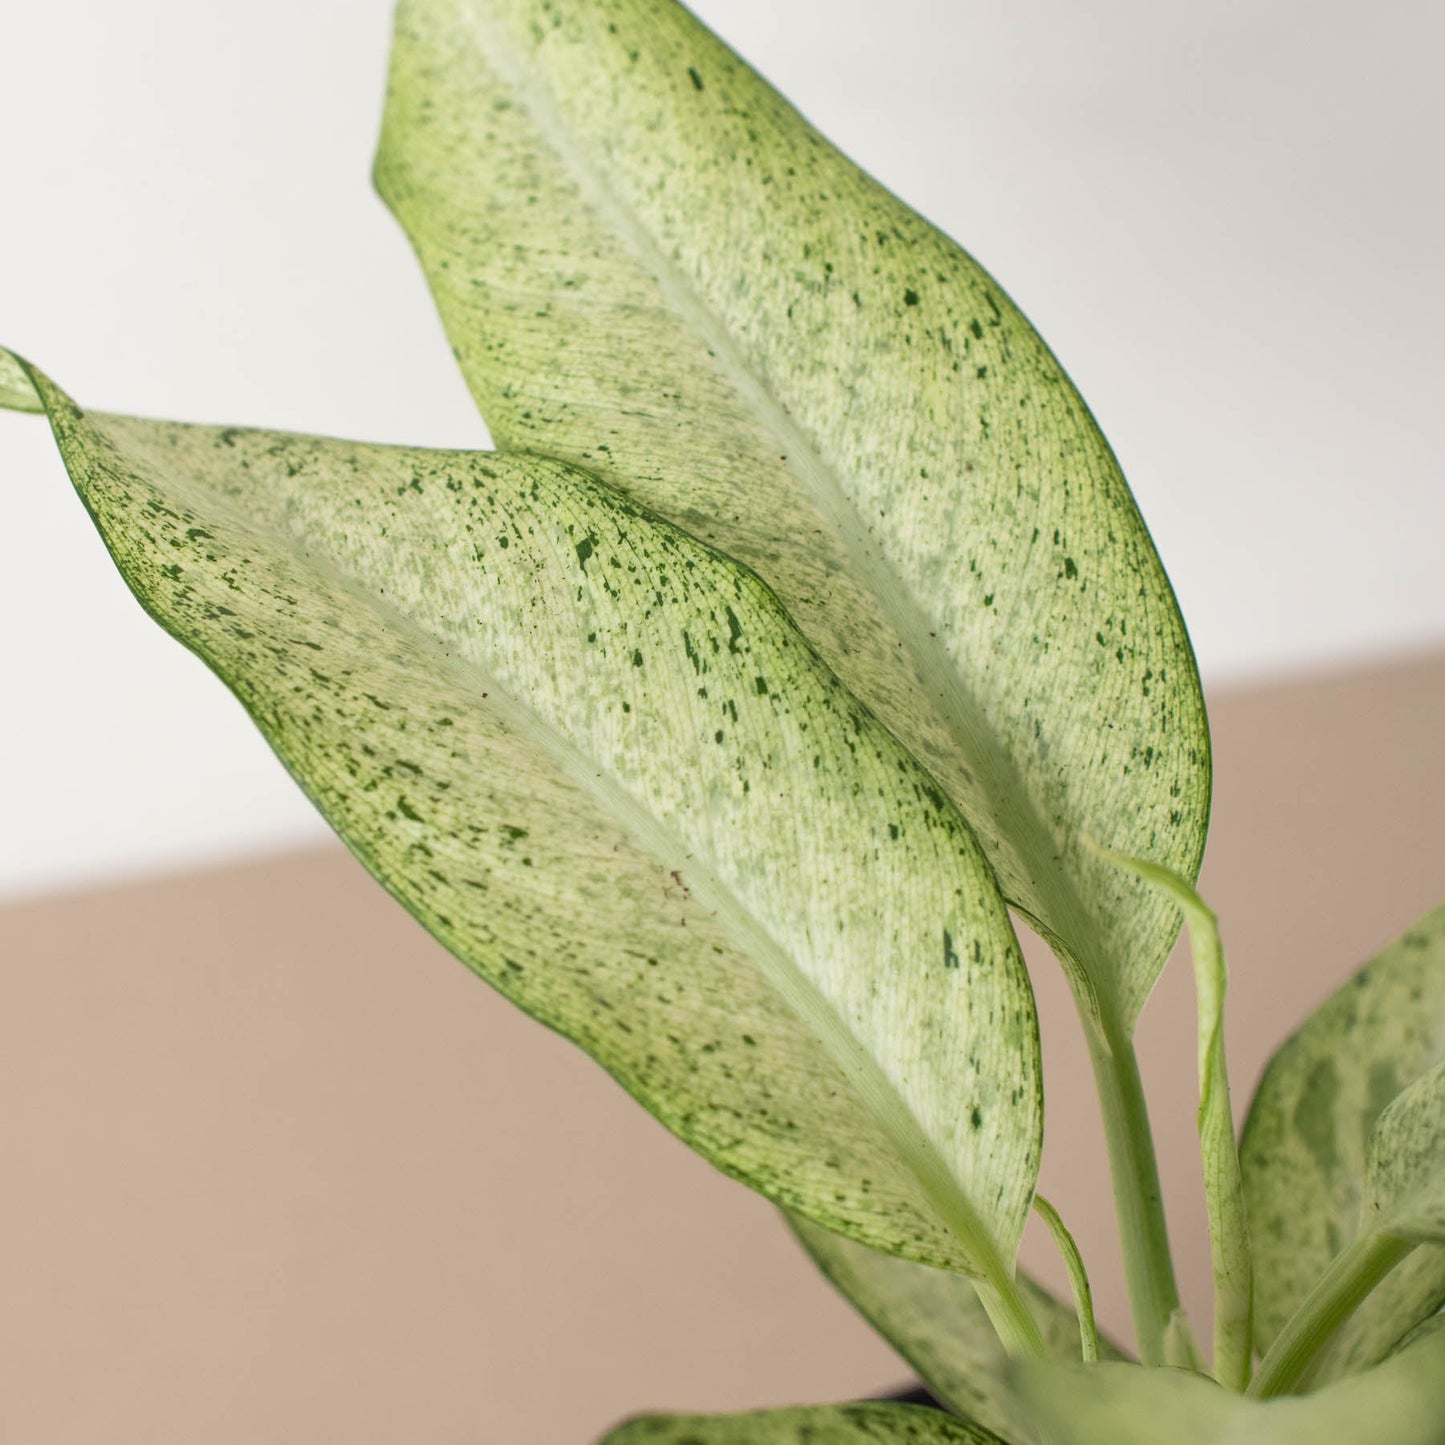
[1032, 1193, 1100, 1362]
[972, 1273, 1050, 1363]
[1249, 1231, 1415, 1398]
[1084, 1012, 1191, 1366]
[1097, 852, 1254, 1388]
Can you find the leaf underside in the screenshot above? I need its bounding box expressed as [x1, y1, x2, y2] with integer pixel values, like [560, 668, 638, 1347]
[375, 0, 1211, 1031]
[1240, 904, 1445, 1376]
[790, 1215, 1121, 1443]
[7, 352, 1041, 1278]
[1012, 1323, 1445, 1445]
[601, 1403, 1006, 1445]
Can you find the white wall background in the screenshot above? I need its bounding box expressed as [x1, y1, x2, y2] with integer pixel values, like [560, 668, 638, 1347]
[2, 0, 1440, 900]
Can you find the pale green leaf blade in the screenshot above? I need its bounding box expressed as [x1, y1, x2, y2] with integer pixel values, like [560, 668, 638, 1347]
[1013, 1325, 1445, 1445]
[1367, 1058, 1445, 1242]
[7, 352, 1041, 1281]
[601, 1403, 1008, 1445]
[790, 1215, 1122, 1443]
[373, 0, 1211, 1028]
[1240, 904, 1445, 1374]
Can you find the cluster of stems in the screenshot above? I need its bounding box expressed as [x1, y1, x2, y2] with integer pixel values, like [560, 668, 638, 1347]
[972, 866, 1416, 1400]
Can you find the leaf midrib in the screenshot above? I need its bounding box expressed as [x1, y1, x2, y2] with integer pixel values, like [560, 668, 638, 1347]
[430, 1, 1117, 1011]
[317, 502, 1009, 1279]
[91, 406, 1010, 1277]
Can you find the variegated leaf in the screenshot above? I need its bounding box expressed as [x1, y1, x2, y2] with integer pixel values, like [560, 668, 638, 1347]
[602, 1402, 1007, 1445]
[1240, 904, 1445, 1377]
[4, 349, 1041, 1289]
[374, 0, 1211, 1032]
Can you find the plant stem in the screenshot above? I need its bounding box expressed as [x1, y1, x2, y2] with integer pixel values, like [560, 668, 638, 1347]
[1096, 853, 1253, 1389]
[1033, 1194, 1100, 1362]
[1249, 1232, 1416, 1398]
[973, 1271, 1050, 1361]
[1085, 1013, 1190, 1367]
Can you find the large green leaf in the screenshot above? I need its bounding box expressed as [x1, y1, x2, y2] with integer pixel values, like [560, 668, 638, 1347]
[601, 1403, 1007, 1445]
[1240, 905, 1445, 1377]
[4, 350, 1042, 1287]
[791, 1215, 1121, 1444]
[1015, 1321, 1445, 1443]
[373, 0, 1211, 1032]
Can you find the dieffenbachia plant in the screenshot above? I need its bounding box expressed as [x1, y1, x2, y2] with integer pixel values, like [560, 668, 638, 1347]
[5, 0, 1441, 1438]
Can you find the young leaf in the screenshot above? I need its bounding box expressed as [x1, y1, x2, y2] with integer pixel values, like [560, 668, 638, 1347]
[373, 0, 1211, 1033]
[1240, 904, 1445, 1377]
[602, 1403, 1008, 1445]
[790, 1215, 1120, 1444]
[5, 351, 1043, 1295]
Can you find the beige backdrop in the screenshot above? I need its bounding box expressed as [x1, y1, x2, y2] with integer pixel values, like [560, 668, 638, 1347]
[3, 651, 1441, 1443]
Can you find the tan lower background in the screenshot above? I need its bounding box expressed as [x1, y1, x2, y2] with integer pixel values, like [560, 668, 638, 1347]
[3, 652, 1441, 1443]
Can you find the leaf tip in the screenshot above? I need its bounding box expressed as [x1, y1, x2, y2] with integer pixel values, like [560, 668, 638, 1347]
[0, 347, 46, 415]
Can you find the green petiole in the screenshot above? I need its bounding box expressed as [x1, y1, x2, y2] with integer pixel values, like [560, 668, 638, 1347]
[1250, 1232, 1416, 1398]
[1092, 848, 1253, 1388]
[1033, 1194, 1101, 1363]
